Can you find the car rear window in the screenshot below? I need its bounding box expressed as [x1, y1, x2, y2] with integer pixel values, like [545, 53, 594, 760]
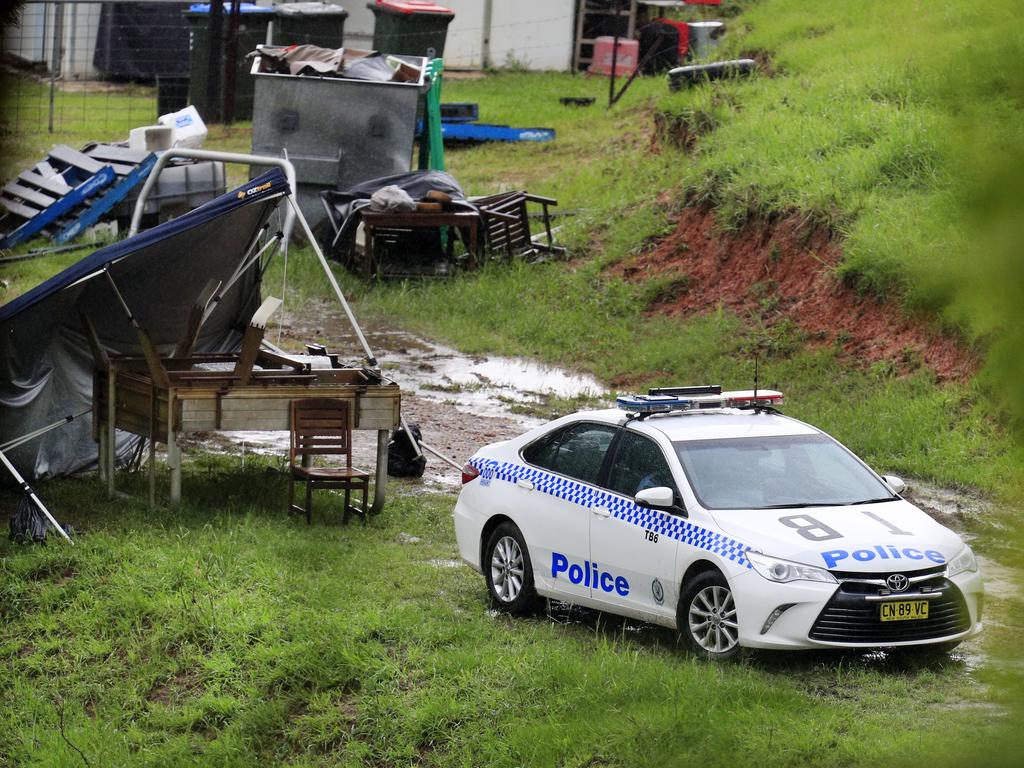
[522, 423, 617, 486]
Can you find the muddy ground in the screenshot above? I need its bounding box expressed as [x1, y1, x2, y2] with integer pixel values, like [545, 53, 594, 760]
[611, 207, 977, 382]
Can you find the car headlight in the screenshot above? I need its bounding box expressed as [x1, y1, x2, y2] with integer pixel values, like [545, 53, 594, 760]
[946, 545, 979, 578]
[747, 551, 838, 584]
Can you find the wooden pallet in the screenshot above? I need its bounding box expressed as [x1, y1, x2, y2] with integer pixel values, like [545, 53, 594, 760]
[0, 144, 156, 248]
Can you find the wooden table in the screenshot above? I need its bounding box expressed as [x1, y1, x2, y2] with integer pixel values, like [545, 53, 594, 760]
[360, 210, 481, 279]
[94, 356, 401, 511]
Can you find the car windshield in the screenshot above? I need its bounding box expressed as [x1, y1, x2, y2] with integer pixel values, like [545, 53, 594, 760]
[673, 433, 896, 510]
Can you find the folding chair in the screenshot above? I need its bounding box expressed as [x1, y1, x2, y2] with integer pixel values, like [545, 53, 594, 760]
[288, 398, 369, 524]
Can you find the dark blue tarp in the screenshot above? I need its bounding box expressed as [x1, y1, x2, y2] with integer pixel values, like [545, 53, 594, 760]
[0, 168, 288, 324]
[0, 168, 290, 478]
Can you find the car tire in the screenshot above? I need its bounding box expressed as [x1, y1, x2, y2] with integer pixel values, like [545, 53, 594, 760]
[484, 523, 539, 615]
[678, 570, 741, 660]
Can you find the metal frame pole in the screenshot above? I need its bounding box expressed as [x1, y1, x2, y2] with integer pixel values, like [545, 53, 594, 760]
[284, 194, 378, 367]
[128, 148, 297, 245]
[0, 410, 90, 453]
[0, 448, 73, 544]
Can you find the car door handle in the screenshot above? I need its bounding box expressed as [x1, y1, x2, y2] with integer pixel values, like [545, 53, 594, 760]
[592, 506, 611, 519]
[516, 478, 534, 490]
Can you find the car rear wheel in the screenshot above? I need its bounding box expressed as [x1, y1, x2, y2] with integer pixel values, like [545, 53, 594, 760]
[679, 571, 741, 659]
[484, 523, 538, 615]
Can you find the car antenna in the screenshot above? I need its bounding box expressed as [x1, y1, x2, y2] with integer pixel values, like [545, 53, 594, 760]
[753, 354, 760, 413]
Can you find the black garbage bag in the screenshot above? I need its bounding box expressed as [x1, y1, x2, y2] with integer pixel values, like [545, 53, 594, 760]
[388, 422, 426, 478]
[9, 495, 49, 544]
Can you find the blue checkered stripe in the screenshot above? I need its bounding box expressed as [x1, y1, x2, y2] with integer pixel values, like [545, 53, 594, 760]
[470, 458, 751, 568]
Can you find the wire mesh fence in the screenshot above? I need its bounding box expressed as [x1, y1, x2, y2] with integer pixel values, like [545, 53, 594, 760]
[1, 1, 190, 137]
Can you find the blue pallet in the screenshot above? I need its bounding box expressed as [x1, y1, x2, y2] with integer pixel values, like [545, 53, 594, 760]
[54, 153, 157, 244]
[1, 166, 116, 249]
[440, 122, 556, 143]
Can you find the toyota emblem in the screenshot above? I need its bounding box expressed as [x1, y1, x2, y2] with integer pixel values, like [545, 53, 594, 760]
[886, 574, 909, 592]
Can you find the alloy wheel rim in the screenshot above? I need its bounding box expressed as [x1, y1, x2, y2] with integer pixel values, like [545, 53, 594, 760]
[688, 585, 738, 654]
[490, 536, 525, 602]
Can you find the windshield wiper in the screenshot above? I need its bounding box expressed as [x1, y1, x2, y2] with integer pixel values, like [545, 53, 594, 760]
[759, 502, 848, 509]
[843, 496, 899, 505]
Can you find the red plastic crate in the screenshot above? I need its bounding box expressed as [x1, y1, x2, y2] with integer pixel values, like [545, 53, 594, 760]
[589, 36, 639, 77]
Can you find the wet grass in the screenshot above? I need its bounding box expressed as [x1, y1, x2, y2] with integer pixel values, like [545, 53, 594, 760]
[0, 460, 1021, 768]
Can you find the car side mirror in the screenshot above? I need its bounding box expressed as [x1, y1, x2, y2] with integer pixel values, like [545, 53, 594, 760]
[635, 486, 687, 517]
[881, 474, 906, 495]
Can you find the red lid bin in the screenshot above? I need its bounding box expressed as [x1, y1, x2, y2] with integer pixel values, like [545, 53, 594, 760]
[369, 0, 455, 57]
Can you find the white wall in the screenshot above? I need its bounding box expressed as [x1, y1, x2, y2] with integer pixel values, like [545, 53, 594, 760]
[487, 0, 573, 71]
[3, 2, 116, 79]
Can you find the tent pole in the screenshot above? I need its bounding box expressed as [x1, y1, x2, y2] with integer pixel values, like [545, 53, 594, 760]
[370, 429, 388, 516]
[0, 410, 90, 453]
[0, 448, 73, 544]
[284, 195, 378, 368]
[202, 231, 283, 325]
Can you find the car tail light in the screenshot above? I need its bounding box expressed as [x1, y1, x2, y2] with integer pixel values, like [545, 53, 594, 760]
[461, 463, 480, 484]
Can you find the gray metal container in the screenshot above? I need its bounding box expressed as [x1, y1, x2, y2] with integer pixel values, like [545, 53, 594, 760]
[688, 21, 725, 60]
[249, 49, 428, 232]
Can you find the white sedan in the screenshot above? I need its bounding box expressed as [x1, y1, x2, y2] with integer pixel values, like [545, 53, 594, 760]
[453, 388, 983, 658]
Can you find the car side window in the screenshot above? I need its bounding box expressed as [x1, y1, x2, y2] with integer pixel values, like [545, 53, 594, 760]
[607, 431, 677, 499]
[522, 423, 617, 486]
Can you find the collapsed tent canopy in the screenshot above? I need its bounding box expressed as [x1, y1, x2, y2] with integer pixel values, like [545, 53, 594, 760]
[0, 169, 289, 479]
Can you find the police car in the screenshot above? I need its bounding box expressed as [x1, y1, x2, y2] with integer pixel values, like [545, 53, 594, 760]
[453, 386, 983, 658]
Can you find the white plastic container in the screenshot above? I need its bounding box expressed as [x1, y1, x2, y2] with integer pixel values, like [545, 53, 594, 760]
[128, 124, 173, 152]
[157, 105, 208, 149]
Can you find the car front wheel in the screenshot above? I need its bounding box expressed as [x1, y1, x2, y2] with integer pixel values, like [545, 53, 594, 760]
[484, 522, 539, 615]
[679, 571, 741, 659]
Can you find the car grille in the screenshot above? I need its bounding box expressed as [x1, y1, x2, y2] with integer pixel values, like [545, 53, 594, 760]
[809, 576, 971, 644]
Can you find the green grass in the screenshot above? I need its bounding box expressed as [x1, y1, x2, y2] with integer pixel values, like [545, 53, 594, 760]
[1, 460, 1021, 767]
[3, 4, 1024, 762]
[0, 243, 97, 305]
[342, 259, 1021, 496]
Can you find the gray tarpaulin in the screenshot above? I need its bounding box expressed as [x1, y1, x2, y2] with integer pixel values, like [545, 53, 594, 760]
[0, 169, 288, 480]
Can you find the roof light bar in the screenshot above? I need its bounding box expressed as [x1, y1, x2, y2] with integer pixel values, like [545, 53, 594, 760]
[617, 387, 784, 415]
[722, 390, 784, 408]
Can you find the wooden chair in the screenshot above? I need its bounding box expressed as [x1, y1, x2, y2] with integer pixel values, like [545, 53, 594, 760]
[288, 398, 369, 524]
[473, 191, 561, 259]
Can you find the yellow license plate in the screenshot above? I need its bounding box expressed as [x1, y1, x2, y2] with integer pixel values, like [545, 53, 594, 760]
[880, 600, 929, 622]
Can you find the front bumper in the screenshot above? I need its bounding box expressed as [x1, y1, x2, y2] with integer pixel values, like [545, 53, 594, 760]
[730, 566, 984, 650]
